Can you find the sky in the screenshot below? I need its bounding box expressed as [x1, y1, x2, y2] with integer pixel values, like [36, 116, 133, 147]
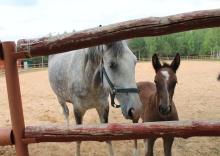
[0, 0, 220, 42]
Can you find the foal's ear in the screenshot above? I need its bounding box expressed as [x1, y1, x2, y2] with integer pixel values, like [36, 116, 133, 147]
[152, 53, 162, 72]
[170, 53, 180, 73]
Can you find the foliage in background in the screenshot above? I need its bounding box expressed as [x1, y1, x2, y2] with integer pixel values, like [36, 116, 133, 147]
[128, 27, 220, 58]
[24, 56, 48, 64]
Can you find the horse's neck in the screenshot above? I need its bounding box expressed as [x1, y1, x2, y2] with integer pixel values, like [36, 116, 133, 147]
[143, 89, 158, 112]
[140, 88, 157, 112]
[142, 91, 159, 122]
[84, 58, 100, 87]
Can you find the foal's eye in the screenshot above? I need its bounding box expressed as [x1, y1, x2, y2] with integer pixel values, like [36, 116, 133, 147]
[109, 62, 117, 69]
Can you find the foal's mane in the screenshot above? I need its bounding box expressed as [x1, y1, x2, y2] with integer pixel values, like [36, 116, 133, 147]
[162, 62, 171, 68]
[87, 41, 124, 66]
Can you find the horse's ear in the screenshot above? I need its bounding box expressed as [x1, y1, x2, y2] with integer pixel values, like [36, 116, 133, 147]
[92, 66, 102, 88]
[152, 53, 162, 72]
[170, 53, 180, 73]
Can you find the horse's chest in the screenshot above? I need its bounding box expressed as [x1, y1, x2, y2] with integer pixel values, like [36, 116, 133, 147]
[75, 92, 108, 109]
[70, 87, 108, 107]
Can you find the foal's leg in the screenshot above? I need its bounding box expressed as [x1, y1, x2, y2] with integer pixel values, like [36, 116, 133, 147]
[143, 138, 156, 156]
[96, 105, 114, 156]
[163, 137, 174, 156]
[73, 106, 85, 156]
[57, 96, 69, 125]
[133, 118, 139, 156]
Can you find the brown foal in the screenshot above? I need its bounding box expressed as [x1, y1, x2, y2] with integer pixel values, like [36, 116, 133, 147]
[133, 53, 180, 156]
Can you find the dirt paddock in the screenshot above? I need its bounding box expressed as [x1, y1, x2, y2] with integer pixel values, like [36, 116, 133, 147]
[0, 60, 220, 156]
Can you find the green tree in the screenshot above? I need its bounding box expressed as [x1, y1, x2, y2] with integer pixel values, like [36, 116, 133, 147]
[202, 28, 220, 55]
[128, 28, 220, 58]
[128, 38, 148, 59]
[145, 37, 157, 57]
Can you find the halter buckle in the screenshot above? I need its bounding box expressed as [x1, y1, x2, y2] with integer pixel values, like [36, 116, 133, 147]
[112, 88, 117, 94]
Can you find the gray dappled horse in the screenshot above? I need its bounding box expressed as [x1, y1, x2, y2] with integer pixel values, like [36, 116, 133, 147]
[48, 41, 142, 156]
[133, 53, 180, 156]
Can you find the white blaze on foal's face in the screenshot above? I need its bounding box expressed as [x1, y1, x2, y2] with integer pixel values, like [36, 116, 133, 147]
[160, 70, 170, 106]
[161, 70, 170, 81]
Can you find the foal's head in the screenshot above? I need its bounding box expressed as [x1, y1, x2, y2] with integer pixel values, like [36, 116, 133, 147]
[152, 53, 180, 116]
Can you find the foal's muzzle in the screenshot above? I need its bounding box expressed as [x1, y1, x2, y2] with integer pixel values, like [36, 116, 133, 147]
[159, 105, 172, 115]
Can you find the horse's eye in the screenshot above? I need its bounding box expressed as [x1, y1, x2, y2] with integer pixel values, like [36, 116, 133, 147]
[109, 62, 117, 69]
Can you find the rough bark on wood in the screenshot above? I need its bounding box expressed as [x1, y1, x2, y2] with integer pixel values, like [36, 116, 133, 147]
[23, 120, 220, 143]
[15, 8, 220, 59]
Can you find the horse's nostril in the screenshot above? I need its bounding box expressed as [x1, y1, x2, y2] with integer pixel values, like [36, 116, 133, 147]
[159, 105, 164, 114]
[169, 106, 172, 113]
[159, 105, 171, 115]
[128, 108, 134, 119]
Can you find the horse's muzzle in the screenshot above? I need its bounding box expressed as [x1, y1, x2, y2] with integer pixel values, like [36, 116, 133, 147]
[159, 105, 171, 115]
[130, 106, 142, 120]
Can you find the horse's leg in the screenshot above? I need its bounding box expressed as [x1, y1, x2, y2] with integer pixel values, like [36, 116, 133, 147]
[133, 118, 139, 156]
[163, 137, 174, 156]
[74, 106, 85, 156]
[143, 138, 156, 156]
[96, 105, 114, 156]
[57, 96, 69, 125]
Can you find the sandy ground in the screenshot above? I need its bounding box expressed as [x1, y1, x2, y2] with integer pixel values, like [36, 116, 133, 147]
[0, 60, 220, 156]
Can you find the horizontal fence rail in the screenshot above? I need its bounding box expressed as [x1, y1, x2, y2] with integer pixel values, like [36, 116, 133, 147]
[14, 8, 220, 59]
[0, 128, 13, 146]
[0, 63, 48, 70]
[22, 120, 220, 144]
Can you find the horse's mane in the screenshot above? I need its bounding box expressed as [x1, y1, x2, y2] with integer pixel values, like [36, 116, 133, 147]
[87, 46, 101, 66]
[87, 41, 124, 66]
[105, 41, 124, 58]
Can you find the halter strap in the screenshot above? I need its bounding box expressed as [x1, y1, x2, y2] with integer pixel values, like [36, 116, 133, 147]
[101, 59, 139, 108]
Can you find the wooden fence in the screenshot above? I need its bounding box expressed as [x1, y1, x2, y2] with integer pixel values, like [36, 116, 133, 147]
[1, 8, 220, 156]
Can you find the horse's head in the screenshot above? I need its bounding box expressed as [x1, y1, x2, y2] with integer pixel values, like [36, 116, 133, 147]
[98, 41, 142, 120]
[152, 53, 180, 116]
